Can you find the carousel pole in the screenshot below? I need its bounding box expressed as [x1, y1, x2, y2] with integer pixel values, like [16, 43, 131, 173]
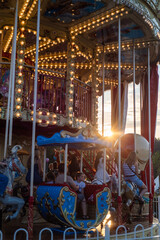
[64, 144, 68, 182]
[80, 151, 83, 172]
[8, 0, 19, 147]
[28, 0, 40, 239]
[148, 47, 153, 223]
[102, 45, 106, 182]
[133, 41, 136, 151]
[117, 17, 122, 225]
[4, 0, 18, 157]
[103, 148, 106, 183]
[43, 148, 46, 182]
[102, 45, 105, 137]
[4, 49, 14, 158]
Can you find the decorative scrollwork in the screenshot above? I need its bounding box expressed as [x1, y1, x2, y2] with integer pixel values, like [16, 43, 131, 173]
[60, 124, 100, 139]
[39, 192, 58, 216]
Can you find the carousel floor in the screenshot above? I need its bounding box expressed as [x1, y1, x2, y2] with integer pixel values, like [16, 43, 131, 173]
[1, 207, 160, 240]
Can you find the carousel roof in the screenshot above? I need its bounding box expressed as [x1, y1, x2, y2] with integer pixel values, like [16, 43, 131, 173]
[0, 0, 160, 92]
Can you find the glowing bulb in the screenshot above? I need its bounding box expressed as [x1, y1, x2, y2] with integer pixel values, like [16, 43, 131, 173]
[20, 41, 24, 45]
[16, 105, 21, 109]
[16, 112, 21, 117]
[17, 89, 21, 93]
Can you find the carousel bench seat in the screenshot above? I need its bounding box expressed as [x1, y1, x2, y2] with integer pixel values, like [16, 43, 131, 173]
[84, 184, 108, 205]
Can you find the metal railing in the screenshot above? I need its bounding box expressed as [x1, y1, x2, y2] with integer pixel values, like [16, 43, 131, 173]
[0, 65, 92, 121]
[0, 223, 159, 240]
[153, 195, 160, 221]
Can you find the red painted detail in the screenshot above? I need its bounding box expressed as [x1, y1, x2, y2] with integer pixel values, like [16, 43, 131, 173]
[28, 196, 34, 240]
[141, 65, 159, 194]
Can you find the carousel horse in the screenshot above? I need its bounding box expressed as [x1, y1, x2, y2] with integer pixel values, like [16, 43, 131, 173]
[0, 145, 26, 222]
[121, 179, 144, 223]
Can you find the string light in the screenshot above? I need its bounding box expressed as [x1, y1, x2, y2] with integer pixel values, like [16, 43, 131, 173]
[26, 0, 38, 20]
[70, 7, 128, 36]
[15, 21, 26, 117]
[4, 29, 13, 52]
[19, 0, 30, 19]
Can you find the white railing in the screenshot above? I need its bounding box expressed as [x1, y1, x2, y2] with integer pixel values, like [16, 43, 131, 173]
[13, 228, 28, 240]
[2, 223, 160, 240]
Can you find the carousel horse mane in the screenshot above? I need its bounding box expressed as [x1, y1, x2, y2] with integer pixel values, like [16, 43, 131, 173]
[0, 145, 26, 222]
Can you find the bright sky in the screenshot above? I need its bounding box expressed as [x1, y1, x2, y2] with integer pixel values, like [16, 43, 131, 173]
[98, 65, 160, 139]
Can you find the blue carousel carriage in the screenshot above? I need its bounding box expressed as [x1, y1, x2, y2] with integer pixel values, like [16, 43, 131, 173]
[36, 129, 112, 230]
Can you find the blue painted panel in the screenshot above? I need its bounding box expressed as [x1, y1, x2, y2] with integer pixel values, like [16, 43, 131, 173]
[37, 185, 69, 224]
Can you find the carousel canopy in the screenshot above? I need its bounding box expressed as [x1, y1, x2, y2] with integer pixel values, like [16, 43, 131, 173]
[37, 131, 112, 149]
[0, 0, 160, 90]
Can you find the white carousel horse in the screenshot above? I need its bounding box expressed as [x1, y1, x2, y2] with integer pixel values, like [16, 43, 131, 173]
[0, 145, 26, 222]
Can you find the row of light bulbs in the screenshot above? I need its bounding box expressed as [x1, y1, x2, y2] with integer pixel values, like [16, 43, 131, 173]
[97, 78, 118, 85]
[30, 44, 91, 62]
[38, 62, 147, 70]
[4, 29, 13, 52]
[35, 52, 67, 62]
[25, 39, 66, 56]
[15, 22, 26, 117]
[67, 40, 77, 125]
[26, 0, 38, 20]
[19, 0, 30, 19]
[96, 41, 154, 53]
[4, 0, 37, 55]
[95, 56, 100, 125]
[31, 39, 153, 65]
[70, 7, 128, 36]
[38, 70, 65, 78]
[19, 0, 38, 21]
[29, 110, 89, 126]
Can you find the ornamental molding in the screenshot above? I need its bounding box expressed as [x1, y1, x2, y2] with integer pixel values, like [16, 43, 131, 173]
[145, 0, 159, 11]
[113, 0, 160, 39]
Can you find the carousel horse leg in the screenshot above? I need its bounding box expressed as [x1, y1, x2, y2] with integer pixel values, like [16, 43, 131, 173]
[0, 195, 25, 222]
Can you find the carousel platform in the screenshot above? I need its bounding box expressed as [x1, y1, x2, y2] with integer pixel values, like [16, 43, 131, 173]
[1, 207, 159, 240]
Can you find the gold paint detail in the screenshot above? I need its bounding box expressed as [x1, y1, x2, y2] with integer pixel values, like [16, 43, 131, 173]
[39, 192, 58, 216]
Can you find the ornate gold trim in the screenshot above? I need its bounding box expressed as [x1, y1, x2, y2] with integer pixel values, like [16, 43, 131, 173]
[60, 125, 101, 139]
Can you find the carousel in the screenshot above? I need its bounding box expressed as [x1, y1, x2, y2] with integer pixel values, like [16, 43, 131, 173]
[0, 0, 160, 239]
[36, 128, 112, 231]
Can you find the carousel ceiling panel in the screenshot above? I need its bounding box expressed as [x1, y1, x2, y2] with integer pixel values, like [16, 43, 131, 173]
[44, 0, 105, 23]
[88, 18, 145, 44]
[102, 48, 148, 64]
